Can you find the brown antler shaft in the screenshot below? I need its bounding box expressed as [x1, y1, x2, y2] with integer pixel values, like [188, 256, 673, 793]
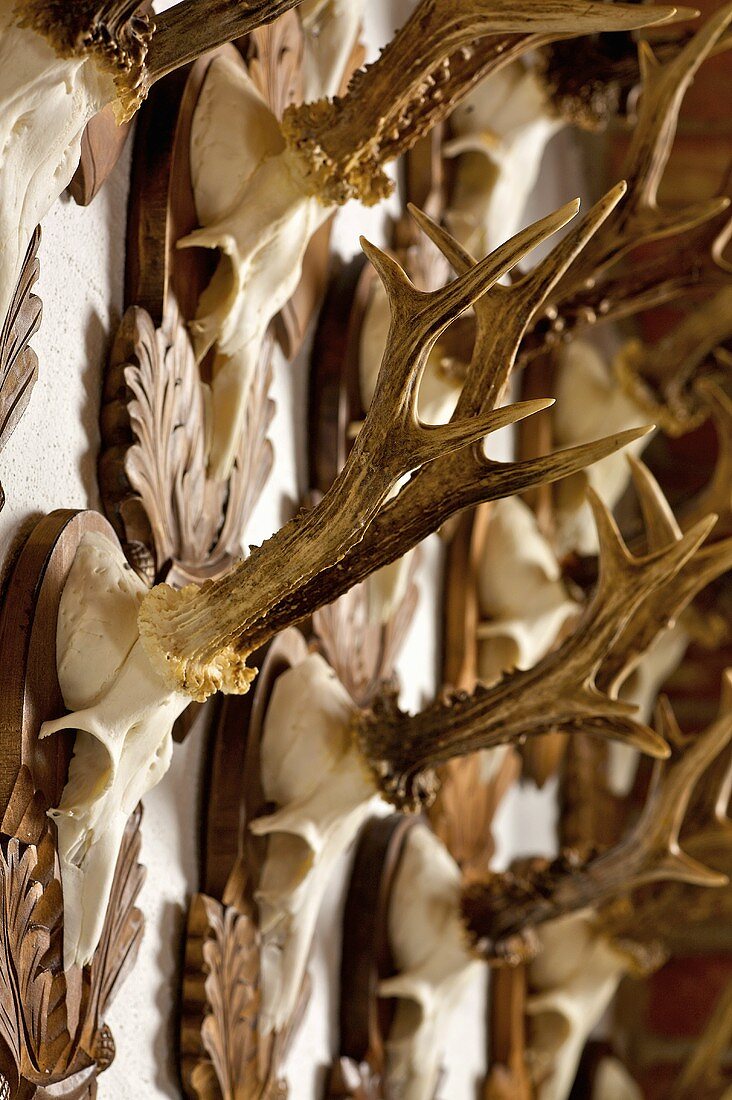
[220, 189, 643, 655]
[462, 696, 732, 960]
[138, 209, 584, 701]
[145, 0, 305, 85]
[282, 0, 690, 206]
[355, 494, 713, 809]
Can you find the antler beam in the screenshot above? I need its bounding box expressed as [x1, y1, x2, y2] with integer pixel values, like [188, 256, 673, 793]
[461, 694, 732, 961]
[282, 0, 693, 206]
[137, 202, 646, 701]
[356, 492, 713, 808]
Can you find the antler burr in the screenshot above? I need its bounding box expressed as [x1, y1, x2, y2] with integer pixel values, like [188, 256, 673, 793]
[17, 0, 307, 116]
[462, 691, 732, 962]
[281, 0, 693, 207]
[138, 202, 649, 701]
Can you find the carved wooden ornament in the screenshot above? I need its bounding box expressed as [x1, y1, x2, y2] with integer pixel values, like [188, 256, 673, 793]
[0, 511, 145, 1096]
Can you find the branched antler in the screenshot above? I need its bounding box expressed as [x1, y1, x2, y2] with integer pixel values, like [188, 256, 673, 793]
[615, 289, 732, 435]
[461, 692, 732, 962]
[261, 185, 649, 645]
[598, 456, 732, 697]
[555, 3, 732, 286]
[356, 492, 713, 809]
[522, 5, 732, 354]
[598, 676, 732, 954]
[141, 205, 619, 700]
[281, 0, 692, 206]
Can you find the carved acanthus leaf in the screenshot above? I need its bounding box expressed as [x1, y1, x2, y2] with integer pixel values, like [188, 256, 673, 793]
[0, 769, 144, 1094]
[313, 555, 420, 708]
[248, 10, 304, 121]
[185, 888, 303, 1100]
[0, 227, 42, 510]
[100, 302, 274, 583]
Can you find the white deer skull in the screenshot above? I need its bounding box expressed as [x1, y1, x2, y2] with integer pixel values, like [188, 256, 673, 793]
[526, 911, 630, 1100]
[39, 533, 190, 969]
[300, 0, 366, 102]
[380, 826, 483, 1100]
[477, 496, 580, 685]
[250, 653, 380, 1035]
[181, 10, 361, 478]
[607, 624, 689, 797]
[553, 339, 652, 556]
[444, 61, 564, 254]
[0, 7, 116, 326]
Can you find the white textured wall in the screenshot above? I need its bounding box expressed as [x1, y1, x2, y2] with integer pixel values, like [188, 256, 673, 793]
[0, 4, 578, 1096]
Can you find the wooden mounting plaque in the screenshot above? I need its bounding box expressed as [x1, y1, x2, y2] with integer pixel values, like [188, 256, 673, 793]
[328, 812, 427, 1099]
[0, 510, 145, 1097]
[0, 509, 115, 811]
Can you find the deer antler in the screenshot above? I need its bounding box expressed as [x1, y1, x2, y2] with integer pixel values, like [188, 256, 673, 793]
[615, 289, 732, 435]
[138, 201, 650, 700]
[598, 456, 732, 698]
[555, 2, 732, 286]
[281, 0, 693, 207]
[261, 184, 653, 645]
[461, 692, 732, 962]
[596, 677, 732, 958]
[521, 5, 732, 354]
[678, 380, 732, 537]
[356, 492, 714, 809]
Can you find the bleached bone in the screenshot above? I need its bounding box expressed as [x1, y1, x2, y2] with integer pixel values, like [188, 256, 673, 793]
[525, 912, 632, 1100]
[591, 1057, 643, 1100]
[607, 625, 689, 797]
[39, 532, 189, 969]
[0, 11, 115, 327]
[299, 0, 366, 102]
[183, 0, 686, 474]
[380, 826, 483, 1100]
[476, 496, 579, 685]
[553, 339, 651, 557]
[250, 653, 379, 1034]
[445, 61, 564, 255]
[0, 1, 306, 337]
[42, 210, 650, 968]
[182, 50, 337, 476]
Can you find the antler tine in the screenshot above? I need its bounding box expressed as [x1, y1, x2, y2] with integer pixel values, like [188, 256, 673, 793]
[628, 454, 683, 551]
[411, 183, 628, 410]
[354, 493, 716, 810]
[282, 0, 693, 207]
[565, 3, 732, 283]
[615, 287, 732, 436]
[139, 229, 560, 699]
[599, 459, 732, 698]
[461, 693, 731, 962]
